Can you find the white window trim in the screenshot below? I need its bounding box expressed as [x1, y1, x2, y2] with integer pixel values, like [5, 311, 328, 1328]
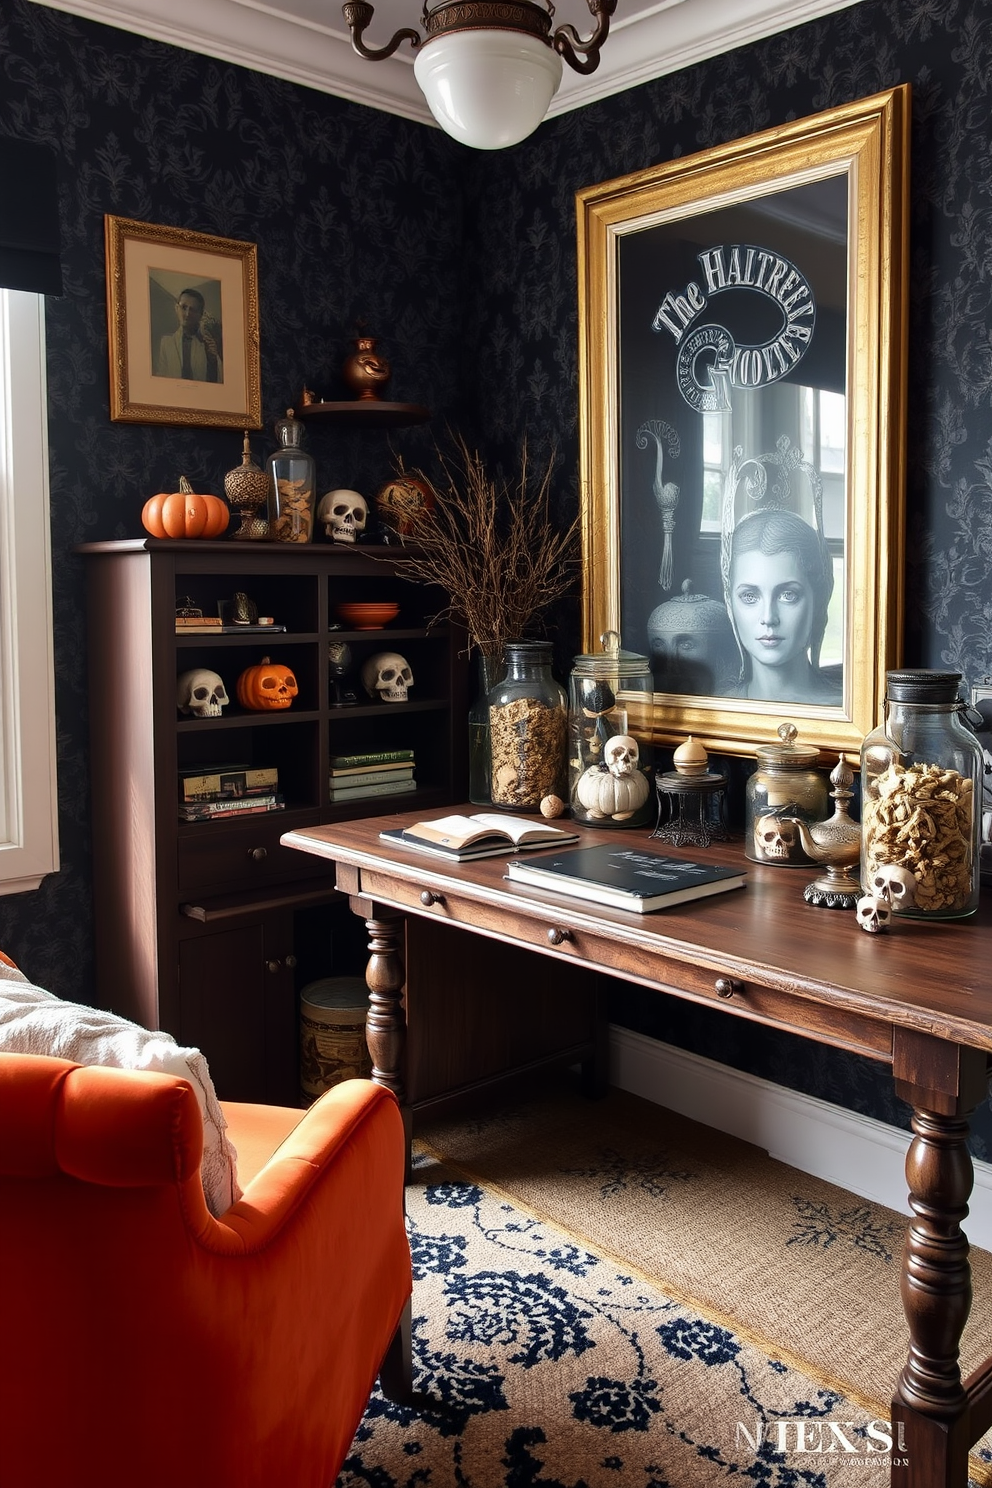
[0, 289, 59, 893]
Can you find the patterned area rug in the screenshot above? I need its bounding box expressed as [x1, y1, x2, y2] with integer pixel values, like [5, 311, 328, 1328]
[390, 1079, 992, 1484]
[340, 1148, 899, 1488]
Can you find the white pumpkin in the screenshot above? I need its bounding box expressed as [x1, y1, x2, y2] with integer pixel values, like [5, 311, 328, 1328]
[575, 764, 650, 821]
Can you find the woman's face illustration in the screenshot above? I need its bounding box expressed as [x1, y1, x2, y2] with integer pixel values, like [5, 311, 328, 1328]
[729, 548, 814, 671]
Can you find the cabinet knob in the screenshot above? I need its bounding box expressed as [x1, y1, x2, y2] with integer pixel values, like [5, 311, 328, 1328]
[266, 959, 281, 973]
[714, 977, 742, 999]
[547, 926, 572, 947]
[284, 954, 297, 969]
[249, 846, 268, 862]
[420, 890, 444, 907]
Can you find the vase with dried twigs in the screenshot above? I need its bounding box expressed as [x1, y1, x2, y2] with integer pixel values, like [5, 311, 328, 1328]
[382, 433, 580, 803]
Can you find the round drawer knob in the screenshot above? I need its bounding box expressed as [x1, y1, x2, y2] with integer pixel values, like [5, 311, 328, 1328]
[715, 977, 742, 999]
[249, 846, 268, 862]
[284, 954, 297, 969]
[420, 890, 444, 907]
[547, 927, 572, 947]
[266, 959, 281, 973]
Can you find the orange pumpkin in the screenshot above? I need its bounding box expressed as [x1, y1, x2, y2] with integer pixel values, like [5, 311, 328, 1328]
[142, 476, 230, 540]
[236, 656, 299, 712]
[374, 473, 435, 536]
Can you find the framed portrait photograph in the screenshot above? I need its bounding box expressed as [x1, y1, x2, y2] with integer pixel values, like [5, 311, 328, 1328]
[104, 215, 262, 429]
[576, 85, 910, 758]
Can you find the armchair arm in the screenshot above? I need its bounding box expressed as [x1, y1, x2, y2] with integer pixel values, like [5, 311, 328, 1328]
[197, 1079, 406, 1256]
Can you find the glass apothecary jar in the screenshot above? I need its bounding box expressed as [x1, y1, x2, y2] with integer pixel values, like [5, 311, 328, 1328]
[860, 669, 982, 919]
[745, 721, 830, 866]
[489, 641, 567, 810]
[266, 408, 315, 543]
[568, 638, 654, 828]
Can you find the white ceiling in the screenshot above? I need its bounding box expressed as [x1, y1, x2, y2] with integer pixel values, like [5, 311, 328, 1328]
[32, 0, 862, 130]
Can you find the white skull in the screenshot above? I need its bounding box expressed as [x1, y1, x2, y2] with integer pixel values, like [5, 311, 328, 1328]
[177, 668, 229, 717]
[755, 815, 795, 861]
[317, 489, 368, 543]
[361, 651, 413, 703]
[869, 863, 916, 910]
[604, 735, 639, 777]
[856, 894, 892, 934]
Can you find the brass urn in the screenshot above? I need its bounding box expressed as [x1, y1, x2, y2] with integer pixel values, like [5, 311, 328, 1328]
[225, 431, 270, 540]
[343, 335, 391, 401]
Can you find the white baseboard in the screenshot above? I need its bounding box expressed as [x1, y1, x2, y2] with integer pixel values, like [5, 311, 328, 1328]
[608, 1024, 992, 1253]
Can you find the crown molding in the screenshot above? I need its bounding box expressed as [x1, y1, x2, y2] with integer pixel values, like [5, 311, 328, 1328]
[30, 0, 864, 129]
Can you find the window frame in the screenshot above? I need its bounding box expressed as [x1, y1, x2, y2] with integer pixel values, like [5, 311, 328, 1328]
[0, 288, 60, 893]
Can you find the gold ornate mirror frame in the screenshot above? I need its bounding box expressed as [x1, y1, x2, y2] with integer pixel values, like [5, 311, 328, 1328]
[577, 85, 910, 757]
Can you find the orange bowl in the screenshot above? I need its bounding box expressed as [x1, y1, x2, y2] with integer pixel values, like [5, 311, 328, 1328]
[335, 602, 400, 630]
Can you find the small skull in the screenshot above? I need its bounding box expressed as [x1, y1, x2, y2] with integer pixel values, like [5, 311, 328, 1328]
[361, 651, 413, 703]
[856, 894, 892, 934]
[177, 668, 229, 718]
[755, 815, 795, 861]
[869, 863, 916, 911]
[604, 734, 639, 778]
[317, 489, 368, 544]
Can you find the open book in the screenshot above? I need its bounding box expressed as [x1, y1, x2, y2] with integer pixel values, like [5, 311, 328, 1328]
[379, 812, 580, 861]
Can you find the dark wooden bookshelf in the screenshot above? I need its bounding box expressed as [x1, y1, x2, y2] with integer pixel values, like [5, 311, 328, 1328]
[78, 537, 466, 1103]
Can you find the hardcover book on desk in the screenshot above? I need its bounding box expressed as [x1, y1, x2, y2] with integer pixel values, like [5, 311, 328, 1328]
[379, 813, 579, 862]
[505, 844, 746, 912]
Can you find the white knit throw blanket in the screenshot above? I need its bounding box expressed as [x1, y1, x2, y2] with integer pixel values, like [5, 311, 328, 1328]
[0, 961, 240, 1216]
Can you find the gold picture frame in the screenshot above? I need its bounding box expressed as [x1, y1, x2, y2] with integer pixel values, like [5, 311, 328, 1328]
[577, 85, 910, 758]
[104, 215, 261, 429]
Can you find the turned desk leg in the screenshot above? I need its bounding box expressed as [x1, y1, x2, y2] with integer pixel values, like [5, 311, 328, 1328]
[891, 1033, 986, 1488]
[360, 907, 412, 1169]
[892, 1106, 973, 1488]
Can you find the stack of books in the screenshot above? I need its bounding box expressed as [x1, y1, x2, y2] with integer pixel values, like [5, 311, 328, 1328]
[328, 749, 416, 804]
[175, 615, 287, 635]
[178, 763, 285, 823]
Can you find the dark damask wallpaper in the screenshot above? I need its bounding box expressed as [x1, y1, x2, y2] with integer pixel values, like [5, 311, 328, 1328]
[1, 0, 991, 1146]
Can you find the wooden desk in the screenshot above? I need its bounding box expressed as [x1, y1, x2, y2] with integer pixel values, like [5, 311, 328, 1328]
[283, 808, 992, 1488]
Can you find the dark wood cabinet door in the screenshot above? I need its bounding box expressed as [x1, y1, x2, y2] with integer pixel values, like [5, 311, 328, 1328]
[178, 909, 298, 1106]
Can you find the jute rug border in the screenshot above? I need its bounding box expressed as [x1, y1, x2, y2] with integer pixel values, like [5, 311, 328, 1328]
[413, 1135, 992, 1488]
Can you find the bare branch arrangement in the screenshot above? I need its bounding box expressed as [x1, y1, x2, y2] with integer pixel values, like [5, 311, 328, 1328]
[386, 432, 581, 659]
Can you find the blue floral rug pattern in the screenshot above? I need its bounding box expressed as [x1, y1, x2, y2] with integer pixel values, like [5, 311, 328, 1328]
[338, 1156, 896, 1488]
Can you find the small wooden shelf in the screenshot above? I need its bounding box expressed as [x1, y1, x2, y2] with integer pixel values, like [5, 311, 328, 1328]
[296, 400, 430, 428]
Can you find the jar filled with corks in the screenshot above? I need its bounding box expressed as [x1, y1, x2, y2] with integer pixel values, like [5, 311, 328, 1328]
[488, 641, 567, 810]
[860, 669, 982, 919]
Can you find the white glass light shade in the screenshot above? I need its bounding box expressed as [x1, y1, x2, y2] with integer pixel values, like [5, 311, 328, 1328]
[413, 29, 563, 150]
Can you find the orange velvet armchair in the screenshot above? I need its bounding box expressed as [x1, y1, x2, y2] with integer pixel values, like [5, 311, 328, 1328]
[0, 1055, 413, 1488]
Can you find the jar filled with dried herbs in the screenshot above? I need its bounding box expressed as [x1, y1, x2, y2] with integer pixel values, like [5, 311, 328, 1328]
[860, 669, 982, 919]
[489, 641, 567, 810]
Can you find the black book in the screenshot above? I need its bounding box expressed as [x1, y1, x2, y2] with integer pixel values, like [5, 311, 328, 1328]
[505, 844, 746, 912]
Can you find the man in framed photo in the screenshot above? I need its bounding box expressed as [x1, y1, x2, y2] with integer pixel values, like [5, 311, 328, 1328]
[156, 286, 223, 383]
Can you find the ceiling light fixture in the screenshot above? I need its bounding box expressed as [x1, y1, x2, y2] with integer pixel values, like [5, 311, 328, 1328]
[343, 0, 616, 150]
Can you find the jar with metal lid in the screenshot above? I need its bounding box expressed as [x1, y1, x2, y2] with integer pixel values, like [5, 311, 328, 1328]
[266, 408, 315, 543]
[488, 641, 567, 810]
[568, 634, 655, 828]
[860, 669, 982, 919]
[745, 721, 830, 865]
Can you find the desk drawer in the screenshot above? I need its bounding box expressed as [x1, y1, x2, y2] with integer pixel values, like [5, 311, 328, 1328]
[178, 816, 335, 895]
[360, 870, 892, 1061]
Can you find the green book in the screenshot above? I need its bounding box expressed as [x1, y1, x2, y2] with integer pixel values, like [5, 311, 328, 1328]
[329, 749, 415, 769]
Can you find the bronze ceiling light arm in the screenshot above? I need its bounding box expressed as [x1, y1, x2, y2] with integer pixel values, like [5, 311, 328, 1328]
[552, 0, 617, 74]
[342, 0, 422, 60]
[342, 0, 615, 71]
